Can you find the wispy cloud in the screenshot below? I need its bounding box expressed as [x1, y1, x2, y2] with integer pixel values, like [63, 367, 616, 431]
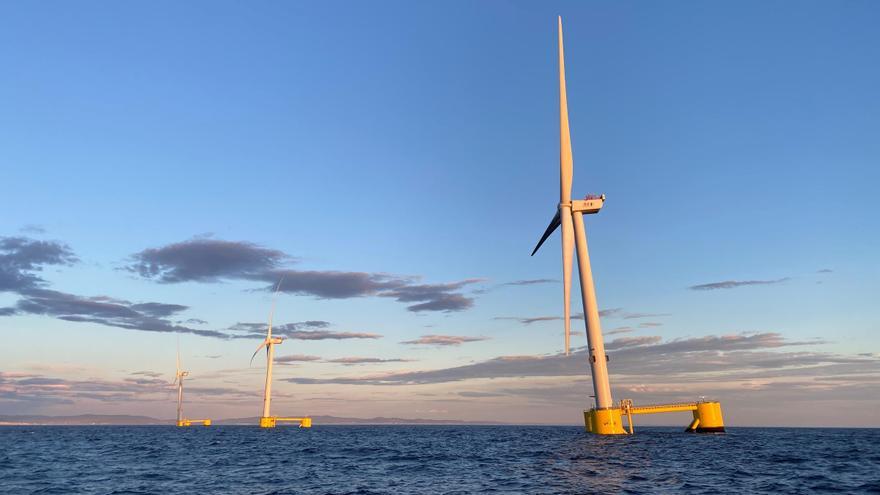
[689, 278, 791, 290]
[400, 335, 490, 346]
[275, 354, 322, 364]
[18, 225, 46, 235]
[287, 330, 382, 341]
[229, 322, 381, 341]
[286, 332, 840, 386]
[605, 327, 634, 336]
[495, 308, 666, 326]
[472, 279, 557, 295]
[501, 279, 558, 287]
[623, 312, 671, 320]
[494, 315, 569, 325]
[0, 371, 257, 408]
[325, 357, 415, 365]
[130, 371, 163, 378]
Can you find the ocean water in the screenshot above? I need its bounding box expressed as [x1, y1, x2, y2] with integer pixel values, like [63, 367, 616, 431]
[1, 426, 878, 494]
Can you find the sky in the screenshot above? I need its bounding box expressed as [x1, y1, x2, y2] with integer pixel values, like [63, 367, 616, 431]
[1, 1, 878, 426]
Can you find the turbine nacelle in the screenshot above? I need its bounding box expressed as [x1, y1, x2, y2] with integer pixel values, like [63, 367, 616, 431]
[172, 370, 190, 385]
[571, 195, 605, 214]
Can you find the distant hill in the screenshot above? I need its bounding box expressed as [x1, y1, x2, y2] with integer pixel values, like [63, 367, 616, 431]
[0, 414, 507, 426]
[215, 415, 506, 425]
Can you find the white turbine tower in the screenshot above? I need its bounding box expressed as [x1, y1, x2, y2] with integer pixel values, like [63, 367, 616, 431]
[531, 16, 615, 418]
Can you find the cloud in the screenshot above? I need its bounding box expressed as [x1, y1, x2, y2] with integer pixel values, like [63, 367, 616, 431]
[228, 320, 331, 338]
[605, 327, 633, 336]
[0, 236, 77, 292]
[12, 288, 227, 339]
[0, 370, 257, 408]
[495, 316, 566, 325]
[472, 278, 558, 295]
[130, 371, 164, 378]
[233, 321, 375, 341]
[286, 330, 382, 341]
[126, 238, 480, 313]
[689, 278, 791, 290]
[501, 279, 557, 287]
[0, 236, 233, 339]
[127, 238, 289, 283]
[264, 269, 409, 299]
[458, 391, 505, 398]
[623, 313, 671, 320]
[605, 336, 663, 349]
[262, 271, 479, 313]
[130, 303, 189, 318]
[494, 309, 660, 326]
[19, 225, 47, 234]
[228, 321, 381, 340]
[817, 269, 833, 274]
[325, 357, 415, 365]
[377, 279, 482, 312]
[275, 354, 322, 364]
[638, 322, 663, 328]
[400, 334, 489, 346]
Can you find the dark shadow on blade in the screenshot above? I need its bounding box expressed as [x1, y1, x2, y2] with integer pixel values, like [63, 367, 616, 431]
[531, 210, 561, 256]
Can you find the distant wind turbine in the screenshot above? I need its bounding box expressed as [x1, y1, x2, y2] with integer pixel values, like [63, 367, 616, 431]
[172, 341, 210, 427]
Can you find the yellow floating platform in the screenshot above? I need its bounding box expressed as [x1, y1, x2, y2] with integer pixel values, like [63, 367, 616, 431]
[585, 400, 724, 435]
[259, 416, 312, 428]
[176, 419, 211, 427]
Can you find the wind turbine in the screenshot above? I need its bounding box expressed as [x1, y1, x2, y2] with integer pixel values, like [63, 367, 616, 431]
[250, 279, 312, 428]
[251, 280, 284, 426]
[172, 342, 211, 427]
[531, 16, 614, 414]
[531, 18, 725, 435]
[173, 343, 190, 426]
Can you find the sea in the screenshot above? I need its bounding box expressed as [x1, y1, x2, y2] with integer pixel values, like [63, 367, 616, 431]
[1, 425, 878, 494]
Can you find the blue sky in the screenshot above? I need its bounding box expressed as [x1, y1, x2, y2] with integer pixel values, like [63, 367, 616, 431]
[1, 1, 878, 426]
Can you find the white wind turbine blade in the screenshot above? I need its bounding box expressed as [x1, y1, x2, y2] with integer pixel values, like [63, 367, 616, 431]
[559, 16, 575, 355]
[561, 214, 574, 355]
[267, 277, 285, 340]
[558, 16, 573, 206]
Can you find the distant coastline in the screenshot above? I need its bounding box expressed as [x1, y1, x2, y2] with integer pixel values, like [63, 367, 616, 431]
[0, 414, 509, 426]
